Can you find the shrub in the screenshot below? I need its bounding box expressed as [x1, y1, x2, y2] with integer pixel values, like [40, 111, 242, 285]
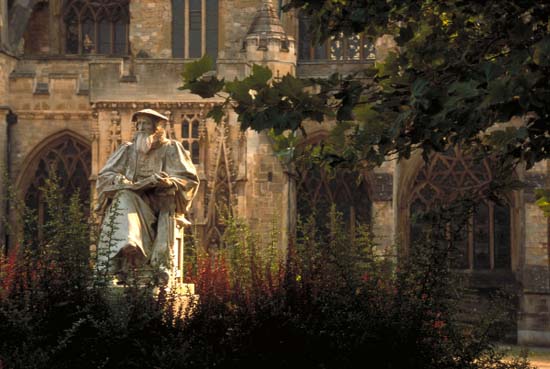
[0, 177, 534, 369]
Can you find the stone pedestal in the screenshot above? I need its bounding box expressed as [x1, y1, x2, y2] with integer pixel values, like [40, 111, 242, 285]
[102, 282, 198, 315]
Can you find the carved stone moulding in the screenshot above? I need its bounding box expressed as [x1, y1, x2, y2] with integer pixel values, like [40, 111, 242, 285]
[15, 111, 93, 121]
[92, 101, 218, 110]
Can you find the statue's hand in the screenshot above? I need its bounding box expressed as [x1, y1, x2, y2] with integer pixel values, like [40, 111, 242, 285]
[116, 174, 132, 185]
[153, 173, 173, 188]
[158, 177, 174, 188]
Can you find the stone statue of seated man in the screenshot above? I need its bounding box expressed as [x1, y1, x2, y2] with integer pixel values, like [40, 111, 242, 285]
[95, 109, 199, 285]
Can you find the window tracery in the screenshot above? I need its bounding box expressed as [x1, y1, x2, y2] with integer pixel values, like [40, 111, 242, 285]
[181, 113, 206, 164]
[298, 14, 375, 61]
[296, 141, 371, 234]
[63, 0, 129, 55]
[409, 148, 511, 270]
[24, 136, 92, 228]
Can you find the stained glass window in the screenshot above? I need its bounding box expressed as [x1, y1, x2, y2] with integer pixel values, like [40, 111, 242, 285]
[63, 0, 129, 55]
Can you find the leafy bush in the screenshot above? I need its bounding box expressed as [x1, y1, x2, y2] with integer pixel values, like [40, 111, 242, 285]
[0, 178, 534, 369]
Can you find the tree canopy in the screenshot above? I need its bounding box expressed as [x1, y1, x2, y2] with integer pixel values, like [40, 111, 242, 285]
[182, 0, 550, 169]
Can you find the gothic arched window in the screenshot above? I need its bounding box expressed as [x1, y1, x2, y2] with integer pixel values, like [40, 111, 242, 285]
[298, 13, 375, 61]
[181, 114, 206, 165]
[63, 0, 129, 55]
[409, 148, 512, 270]
[23, 135, 92, 228]
[296, 140, 371, 235]
[172, 0, 218, 60]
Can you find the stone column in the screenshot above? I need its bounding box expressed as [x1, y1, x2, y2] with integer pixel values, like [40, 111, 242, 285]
[49, 0, 62, 54]
[0, 106, 9, 249]
[280, 162, 296, 257]
[370, 166, 395, 257]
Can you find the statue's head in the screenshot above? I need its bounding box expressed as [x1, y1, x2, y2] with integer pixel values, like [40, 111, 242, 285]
[131, 109, 169, 134]
[132, 109, 170, 152]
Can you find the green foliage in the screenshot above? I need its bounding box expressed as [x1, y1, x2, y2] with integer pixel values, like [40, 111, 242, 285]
[286, 0, 550, 169]
[183, 1, 550, 172]
[180, 54, 224, 98]
[535, 188, 550, 217]
[0, 189, 535, 368]
[182, 60, 351, 134]
[94, 195, 123, 286]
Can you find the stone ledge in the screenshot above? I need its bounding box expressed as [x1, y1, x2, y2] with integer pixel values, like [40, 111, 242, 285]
[49, 73, 79, 79]
[120, 74, 138, 83]
[519, 330, 550, 347]
[9, 71, 35, 79]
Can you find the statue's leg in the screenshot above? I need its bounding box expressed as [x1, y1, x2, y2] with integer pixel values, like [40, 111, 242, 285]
[150, 210, 172, 264]
[97, 190, 157, 281]
[149, 194, 177, 285]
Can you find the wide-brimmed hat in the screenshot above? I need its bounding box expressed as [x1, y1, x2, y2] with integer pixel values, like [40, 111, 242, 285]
[131, 109, 169, 123]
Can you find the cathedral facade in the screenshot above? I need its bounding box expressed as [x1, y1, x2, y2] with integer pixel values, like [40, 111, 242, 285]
[1, 0, 550, 346]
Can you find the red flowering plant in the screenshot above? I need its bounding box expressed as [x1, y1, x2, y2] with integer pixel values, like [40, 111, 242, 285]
[0, 245, 18, 300]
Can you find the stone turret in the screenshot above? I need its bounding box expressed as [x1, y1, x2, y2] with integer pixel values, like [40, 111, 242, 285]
[242, 0, 296, 78]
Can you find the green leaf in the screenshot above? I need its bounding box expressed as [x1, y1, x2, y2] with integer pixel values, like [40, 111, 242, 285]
[182, 54, 214, 82]
[396, 24, 414, 45]
[481, 62, 503, 83]
[206, 105, 225, 123]
[183, 77, 225, 98]
[533, 37, 550, 67]
[276, 75, 305, 99]
[375, 52, 400, 78]
[249, 64, 272, 88]
[447, 80, 480, 99]
[225, 79, 253, 104]
[535, 189, 550, 217]
[483, 78, 512, 107]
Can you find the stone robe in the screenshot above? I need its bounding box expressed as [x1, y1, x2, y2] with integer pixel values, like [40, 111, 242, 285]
[96, 139, 199, 274]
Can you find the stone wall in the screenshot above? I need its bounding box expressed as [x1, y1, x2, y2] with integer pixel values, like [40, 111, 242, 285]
[7, 58, 92, 185]
[130, 0, 172, 58]
[243, 130, 287, 250]
[519, 160, 550, 346]
[0, 51, 16, 244]
[89, 59, 216, 103]
[0, 51, 15, 105]
[0, 0, 7, 47]
[219, 0, 257, 60]
[370, 160, 396, 253]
